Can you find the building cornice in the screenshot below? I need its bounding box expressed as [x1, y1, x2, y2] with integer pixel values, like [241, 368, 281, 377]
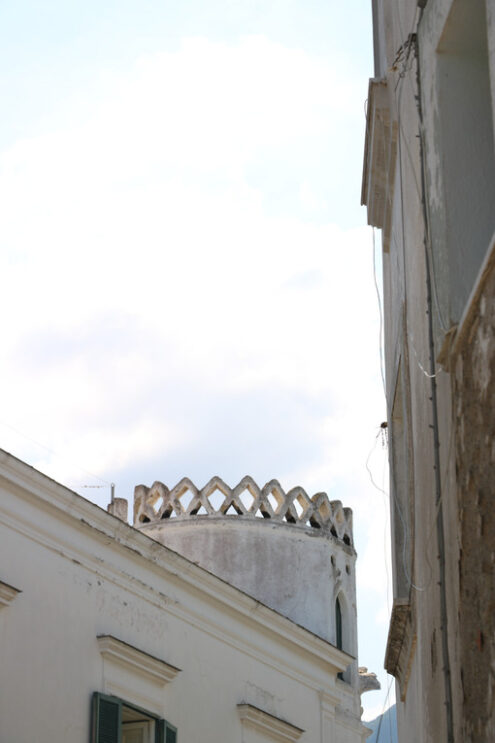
[237, 704, 304, 742]
[97, 635, 180, 685]
[361, 77, 398, 252]
[384, 598, 416, 701]
[0, 579, 21, 608]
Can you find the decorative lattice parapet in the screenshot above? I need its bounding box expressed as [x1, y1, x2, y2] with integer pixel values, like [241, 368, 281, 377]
[134, 476, 353, 547]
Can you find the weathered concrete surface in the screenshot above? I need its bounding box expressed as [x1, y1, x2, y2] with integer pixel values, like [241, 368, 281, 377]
[140, 517, 356, 647]
[358, 667, 381, 695]
[362, 1, 495, 742]
[107, 497, 128, 522]
[453, 246, 495, 743]
[135, 476, 360, 691]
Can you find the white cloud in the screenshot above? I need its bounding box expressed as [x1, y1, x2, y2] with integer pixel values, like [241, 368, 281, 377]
[299, 179, 327, 213]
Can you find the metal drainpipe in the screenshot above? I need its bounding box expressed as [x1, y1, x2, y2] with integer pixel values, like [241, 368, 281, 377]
[413, 18, 455, 743]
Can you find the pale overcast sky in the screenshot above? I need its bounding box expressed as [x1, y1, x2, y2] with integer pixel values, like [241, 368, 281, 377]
[0, 0, 392, 720]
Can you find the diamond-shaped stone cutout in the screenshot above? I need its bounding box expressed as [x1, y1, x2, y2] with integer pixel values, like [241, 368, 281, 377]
[334, 505, 344, 525]
[237, 488, 255, 511]
[267, 493, 279, 512]
[148, 482, 168, 510]
[178, 489, 194, 510]
[286, 488, 312, 522]
[207, 488, 225, 511]
[160, 504, 174, 520]
[314, 493, 331, 521]
[134, 478, 353, 547]
[263, 482, 285, 509]
[293, 499, 303, 517]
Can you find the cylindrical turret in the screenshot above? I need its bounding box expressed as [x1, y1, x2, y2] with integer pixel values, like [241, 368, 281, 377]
[134, 476, 358, 680]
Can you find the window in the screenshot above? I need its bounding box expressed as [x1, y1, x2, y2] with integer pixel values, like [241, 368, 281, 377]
[335, 597, 343, 651]
[91, 692, 177, 743]
[335, 597, 344, 681]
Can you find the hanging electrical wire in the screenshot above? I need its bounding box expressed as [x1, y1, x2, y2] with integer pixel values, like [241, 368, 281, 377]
[0, 418, 110, 486]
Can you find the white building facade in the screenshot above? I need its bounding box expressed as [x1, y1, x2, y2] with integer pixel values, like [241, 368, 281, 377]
[0, 450, 372, 743]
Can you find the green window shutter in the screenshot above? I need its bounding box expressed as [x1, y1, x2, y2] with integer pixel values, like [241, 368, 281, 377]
[91, 692, 122, 743]
[165, 723, 177, 743]
[155, 719, 165, 743]
[156, 719, 177, 743]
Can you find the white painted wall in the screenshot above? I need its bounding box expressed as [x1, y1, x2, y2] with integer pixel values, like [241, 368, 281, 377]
[139, 516, 357, 651]
[0, 450, 368, 743]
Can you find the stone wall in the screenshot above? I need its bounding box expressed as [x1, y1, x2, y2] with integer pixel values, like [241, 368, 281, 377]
[453, 245, 495, 743]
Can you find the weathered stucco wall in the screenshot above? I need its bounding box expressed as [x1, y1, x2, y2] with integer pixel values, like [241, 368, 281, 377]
[453, 245, 495, 743]
[363, 1, 495, 742]
[0, 451, 368, 743]
[140, 518, 356, 648]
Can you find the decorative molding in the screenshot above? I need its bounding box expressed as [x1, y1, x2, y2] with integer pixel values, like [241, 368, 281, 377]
[237, 704, 304, 742]
[319, 689, 340, 712]
[97, 635, 181, 717]
[0, 579, 21, 608]
[97, 635, 180, 686]
[361, 77, 398, 252]
[384, 599, 416, 701]
[134, 476, 353, 547]
[334, 706, 367, 734]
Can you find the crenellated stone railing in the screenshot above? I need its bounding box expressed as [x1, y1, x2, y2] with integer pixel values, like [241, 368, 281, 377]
[134, 476, 353, 547]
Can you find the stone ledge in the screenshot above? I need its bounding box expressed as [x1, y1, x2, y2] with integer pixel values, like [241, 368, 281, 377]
[237, 704, 304, 742]
[384, 599, 416, 701]
[97, 635, 181, 685]
[0, 579, 21, 608]
[361, 77, 398, 252]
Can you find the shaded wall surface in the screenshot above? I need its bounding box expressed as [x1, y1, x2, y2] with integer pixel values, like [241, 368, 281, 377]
[363, 1, 495, 742]
[454, 252, 495, 743]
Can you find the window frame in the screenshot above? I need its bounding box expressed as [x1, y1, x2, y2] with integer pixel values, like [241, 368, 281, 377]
[335, 597, 344, 681]
[91, 692, 177, 743]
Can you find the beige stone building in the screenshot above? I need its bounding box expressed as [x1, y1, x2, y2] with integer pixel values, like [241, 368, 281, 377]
[362, 0, 495, 741]
[0, 449, 374, 743]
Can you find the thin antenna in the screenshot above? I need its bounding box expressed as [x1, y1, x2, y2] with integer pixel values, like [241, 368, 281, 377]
[80, 483, 115, 504]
